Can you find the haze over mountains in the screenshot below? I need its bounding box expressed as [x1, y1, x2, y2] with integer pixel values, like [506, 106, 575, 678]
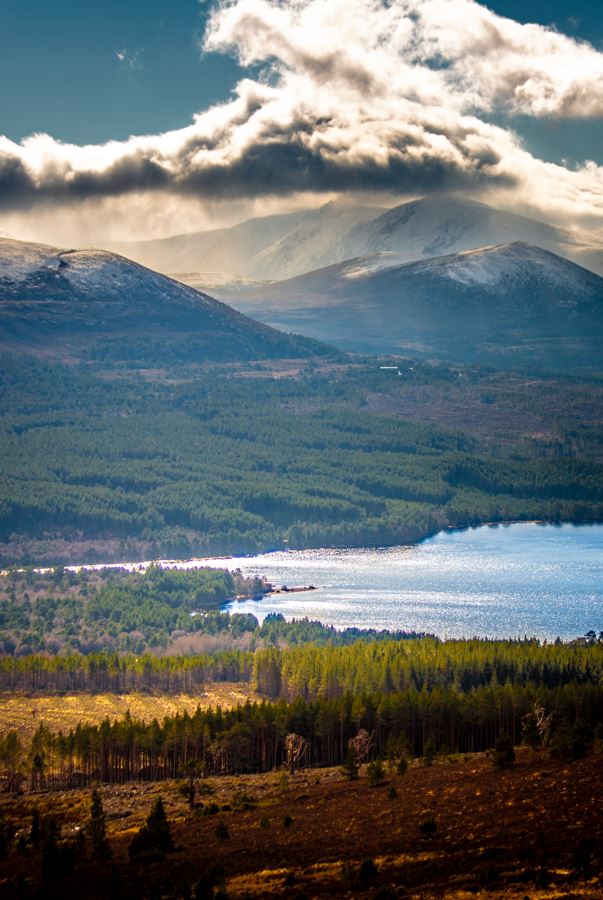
[103, 201, 386, 282]
[103, 195, 603, 282]
[0, 237, 326, 364]
[213, 242, 603, 369]
[2, 192, 603, 372]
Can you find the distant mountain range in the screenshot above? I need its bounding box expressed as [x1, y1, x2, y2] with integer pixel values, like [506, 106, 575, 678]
[102, 201, 385, 281]
[207, 242, 603, 369]
[0, 237, 328, 364]
[102, 194, 603, 281]
[3, 194, 603, 371]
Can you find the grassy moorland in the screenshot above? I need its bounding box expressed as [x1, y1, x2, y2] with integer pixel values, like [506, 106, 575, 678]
[0, 749, 602, 898]
[2, 354, 603, 565]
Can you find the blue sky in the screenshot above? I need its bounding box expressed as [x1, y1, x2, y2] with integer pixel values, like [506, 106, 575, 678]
[1, 0, 602, 241]
[0, 1, 243, 143]
[1, 0, 601, 164]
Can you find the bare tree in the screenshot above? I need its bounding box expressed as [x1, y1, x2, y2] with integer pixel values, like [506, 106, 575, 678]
[349, 728, 374, 767]
[285, 733, 309, 774]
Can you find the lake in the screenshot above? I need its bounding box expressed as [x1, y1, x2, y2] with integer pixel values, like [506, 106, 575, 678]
[217, 523, 603, 640]
[65, 522, 603, 640]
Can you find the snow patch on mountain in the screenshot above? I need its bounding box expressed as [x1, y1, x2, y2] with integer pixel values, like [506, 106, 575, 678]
[0, 237, 219, 311]
[99, 194, 603, 282]
[413, 242, 597, 297]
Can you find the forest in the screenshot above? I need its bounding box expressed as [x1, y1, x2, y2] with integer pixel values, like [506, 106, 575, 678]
[2, 354, 603, 565]
[1, 635, 602, 789]
[0, 566, 426, 657]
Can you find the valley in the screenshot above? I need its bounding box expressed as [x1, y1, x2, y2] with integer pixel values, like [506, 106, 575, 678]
[2, 355, 603, 567]
[3, 2, 603, 897]
[2, 184, 603, 900]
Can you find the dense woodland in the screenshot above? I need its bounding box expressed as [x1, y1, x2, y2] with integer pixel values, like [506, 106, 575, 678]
[2, 355, 603, 565]
[1, 354, 603, 796]
[1, 637, 602, 787]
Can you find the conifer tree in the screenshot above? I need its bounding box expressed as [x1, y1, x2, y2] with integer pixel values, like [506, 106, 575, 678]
[88, 789, 112, 861]
[340, 746, 359, 780]
[493, 731, 515, 769]
[129, 796, 174, 859]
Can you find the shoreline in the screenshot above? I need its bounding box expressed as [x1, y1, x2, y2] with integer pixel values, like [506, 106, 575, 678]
[1, 517, 601, 575]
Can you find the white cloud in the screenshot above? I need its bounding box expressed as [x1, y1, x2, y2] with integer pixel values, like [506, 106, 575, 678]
[115, 47, 144, 71]
[1, 0, 603, 234]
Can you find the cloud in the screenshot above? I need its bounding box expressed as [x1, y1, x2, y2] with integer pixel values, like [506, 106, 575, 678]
[115, 48, 144, 71]
[1, 0, 603, 227]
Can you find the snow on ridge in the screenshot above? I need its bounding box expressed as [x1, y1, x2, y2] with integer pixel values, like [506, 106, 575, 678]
[411, 241, 596, 291]
[0, 236, 216, 309]
[0, 236, 64, 281]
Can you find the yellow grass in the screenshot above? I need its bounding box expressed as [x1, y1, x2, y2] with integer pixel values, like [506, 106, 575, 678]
[0, 682, 260, 738]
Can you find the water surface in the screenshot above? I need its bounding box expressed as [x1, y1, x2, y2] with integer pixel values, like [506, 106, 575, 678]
[219, 523, 603, 640]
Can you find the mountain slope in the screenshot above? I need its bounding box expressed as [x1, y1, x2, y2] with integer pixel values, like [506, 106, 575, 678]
[221, 242, 603, 369]
[109, 194, 603, 282]
[102, 201, 385, 280]
[331, 194, 603, 275]
[0, 237, 330, 363]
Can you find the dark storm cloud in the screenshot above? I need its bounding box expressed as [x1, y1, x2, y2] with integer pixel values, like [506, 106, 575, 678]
[0, 0, 602, 223]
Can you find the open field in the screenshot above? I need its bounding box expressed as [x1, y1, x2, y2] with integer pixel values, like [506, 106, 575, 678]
[0, 683, 260, 739]
[0, 749, 601, 898]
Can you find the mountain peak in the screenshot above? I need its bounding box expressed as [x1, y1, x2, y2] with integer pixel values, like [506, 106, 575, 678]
[0, 236, 330, 364]
[222, 241, 603, 370]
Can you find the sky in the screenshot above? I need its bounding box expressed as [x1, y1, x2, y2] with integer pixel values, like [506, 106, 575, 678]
[1, 0, 602, 243]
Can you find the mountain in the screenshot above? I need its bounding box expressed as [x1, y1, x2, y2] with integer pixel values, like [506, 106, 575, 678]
[329, 194, 603, 274]
[101, 201, 385, 280]
[0, 237, 330, 364]
[105, 194, 603, 283]
[218, 242, 603, 370]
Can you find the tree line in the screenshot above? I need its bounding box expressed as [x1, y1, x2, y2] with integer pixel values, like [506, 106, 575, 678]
[1, 634, 601, 698]
[1, 677, 601, 790]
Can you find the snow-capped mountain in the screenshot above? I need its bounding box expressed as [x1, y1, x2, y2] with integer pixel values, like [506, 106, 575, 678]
[102, 201, 385, 280]
[219, 242, 603, 370]
[331, 195, 598, 267]
[106, 194, 603, 282]
[0, 236, 328, 363]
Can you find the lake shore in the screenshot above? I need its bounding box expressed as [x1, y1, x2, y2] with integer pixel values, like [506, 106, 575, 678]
[4, 515, 602, 575]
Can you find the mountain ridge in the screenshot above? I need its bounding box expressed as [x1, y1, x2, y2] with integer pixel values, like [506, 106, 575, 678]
[0, 236, 331, 363]
[212, 240, 603, 370]
[103, 194, 603, 281]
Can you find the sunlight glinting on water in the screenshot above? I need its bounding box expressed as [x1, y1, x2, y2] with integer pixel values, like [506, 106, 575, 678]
[221, 523, 603, 640]
[63, 522, 603, 640]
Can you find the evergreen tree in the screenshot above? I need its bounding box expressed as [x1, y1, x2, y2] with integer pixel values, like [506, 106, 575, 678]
[521, 712, 542, 749]
[129, 797, 174, 859]
[366, 759, 386, 787]
[42, 818, 74, 881]
[493, 731, 515, 769]
[88, 789, 112, 861]
[340, 746, 359, 780]
[423, 738, 436, 767]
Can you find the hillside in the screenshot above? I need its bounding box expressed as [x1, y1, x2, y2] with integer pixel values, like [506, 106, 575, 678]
[222, 242, 603, 369]
[1, 752, 602, 898]
[0, 236, 328, 364]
